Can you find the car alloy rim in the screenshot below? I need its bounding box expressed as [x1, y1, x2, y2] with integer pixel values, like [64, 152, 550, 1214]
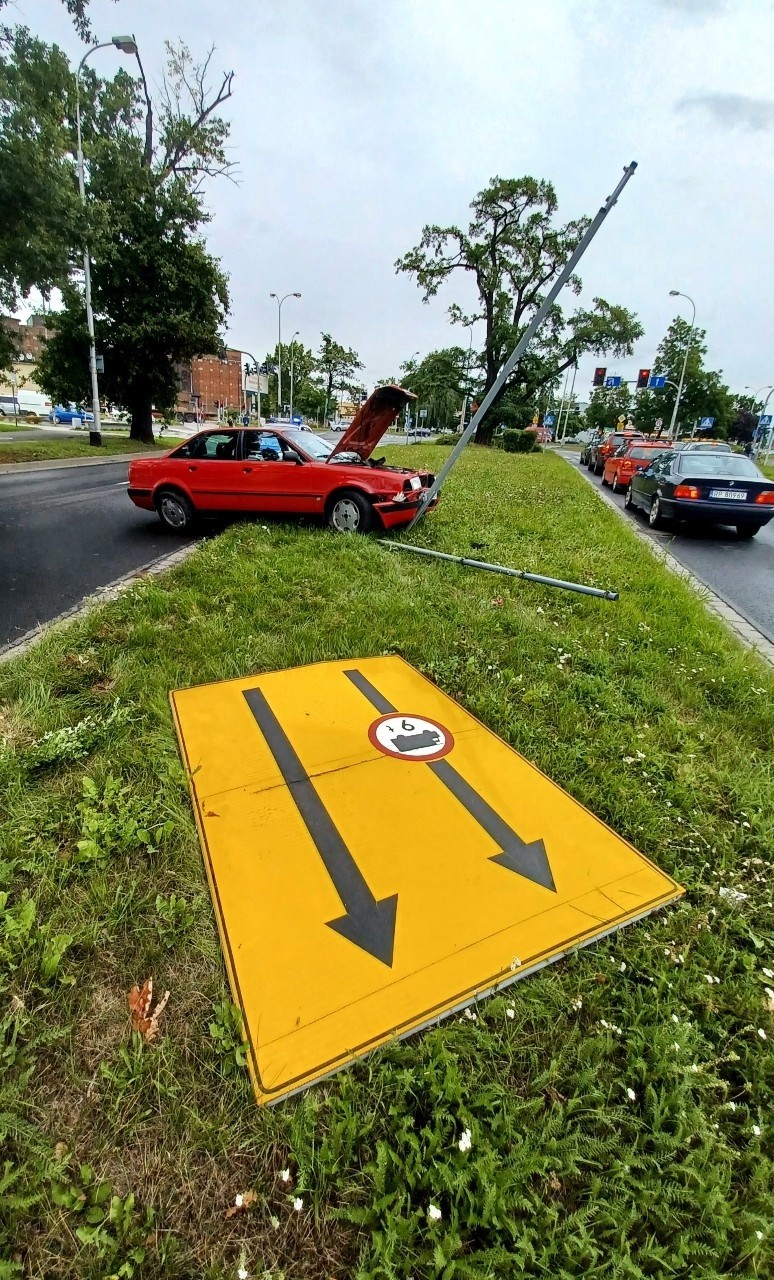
[649, 497, 660, 525]
[161, 496, 187, 528]
[332, 498, 360, 531]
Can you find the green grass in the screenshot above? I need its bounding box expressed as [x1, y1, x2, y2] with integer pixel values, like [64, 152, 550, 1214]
[760, 462, 774, 482]
[0, 436, 165, 464]
[1, 448, 772, 1278]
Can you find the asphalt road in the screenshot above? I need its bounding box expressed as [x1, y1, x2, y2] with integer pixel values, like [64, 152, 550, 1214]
[0, 461, 188, 648]
[566, 451, 774, 643]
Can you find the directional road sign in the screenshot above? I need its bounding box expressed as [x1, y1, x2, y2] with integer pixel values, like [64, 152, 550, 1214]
[649, 375, 666, 389]
[759, 414, 772, 427]
[604, 376, 622, 388]
[171, 656, 683, 1105]
[544, 413, 555, 426]
[700, 416, 715, 429]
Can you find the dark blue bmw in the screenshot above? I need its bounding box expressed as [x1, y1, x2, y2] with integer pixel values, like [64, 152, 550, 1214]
[625, 449, 774, 539]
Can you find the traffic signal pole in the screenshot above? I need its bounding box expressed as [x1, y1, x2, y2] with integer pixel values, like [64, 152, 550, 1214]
[406, 161, 638, 530]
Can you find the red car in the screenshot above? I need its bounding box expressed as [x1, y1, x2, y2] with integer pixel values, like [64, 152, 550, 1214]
[602, 441, 672, 493]
[127, 385, 436, 534]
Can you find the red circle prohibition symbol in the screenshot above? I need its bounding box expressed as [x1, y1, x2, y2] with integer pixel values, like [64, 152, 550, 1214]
[368, 713, 455, 763]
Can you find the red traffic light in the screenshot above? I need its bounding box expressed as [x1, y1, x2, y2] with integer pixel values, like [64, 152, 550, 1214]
[592, 367, 606, 387]
[637, 367, 651, 390]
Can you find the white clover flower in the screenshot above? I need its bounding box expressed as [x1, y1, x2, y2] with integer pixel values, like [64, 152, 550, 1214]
[757, 1028, 767, 1040]
[691, 1063, 699, 1073]
[673, 1042, 680, 1052]
[234, 1193, 244, 1208]
[506, 1006, 515, 1019]
[458, 1128, 472, 1153]
[428, 1203, 442, 1221]
[293, 1197, 304, 1212]
[463, 1006, 477, 1021]
[238, 1268, 249, 1280]
[756, 1230, 764, 1241]
[619, 961, 626, 972]
[752, 1125, 762, 1137]
[280, 1168, 291, 1183]
[626, 1087, 636, 1101]
[671, 1014, 679, 1024]
[269, 1215, 280, 1229]
[571, 997, 583, 1011]
[762, 968, 774, 979]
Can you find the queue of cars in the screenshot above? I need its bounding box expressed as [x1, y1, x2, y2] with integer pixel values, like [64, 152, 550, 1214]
[583, 430, 774, 539]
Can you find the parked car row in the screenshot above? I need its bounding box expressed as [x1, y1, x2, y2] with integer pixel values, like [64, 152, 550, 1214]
[584, 431, 774, 539]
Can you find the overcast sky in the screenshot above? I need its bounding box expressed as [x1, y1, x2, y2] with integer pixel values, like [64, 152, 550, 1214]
[26, 0, 774, 398]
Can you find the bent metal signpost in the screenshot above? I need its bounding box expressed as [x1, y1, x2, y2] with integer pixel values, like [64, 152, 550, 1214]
[171, 656, 682, 1106]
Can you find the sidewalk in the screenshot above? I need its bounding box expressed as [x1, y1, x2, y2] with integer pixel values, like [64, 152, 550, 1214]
[0, 452, 143, 476]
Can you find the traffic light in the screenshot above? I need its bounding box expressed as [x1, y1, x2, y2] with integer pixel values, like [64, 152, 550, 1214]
[593, 367, 606, 387]
[637, 367, 651, 390]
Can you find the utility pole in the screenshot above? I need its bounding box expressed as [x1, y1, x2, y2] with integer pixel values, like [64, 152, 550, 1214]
[667, 290, 696, 439]
[269, 292, 301, 419]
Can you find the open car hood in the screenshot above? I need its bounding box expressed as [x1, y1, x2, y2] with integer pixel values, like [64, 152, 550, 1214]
[329, 384, 417, 461]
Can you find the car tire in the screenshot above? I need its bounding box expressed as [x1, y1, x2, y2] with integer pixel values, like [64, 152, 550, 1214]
[648, 494, 669, 530]
[736, 522, 763, 539]
[624, 483, 635, 510]
[601, 471, 609, 487]
[594, 460, 603, 475]
[611, 473, 621, 493]
[53, 414, 61, 424]
[327, 489, 373, 534]
[155, 488, 196, 533]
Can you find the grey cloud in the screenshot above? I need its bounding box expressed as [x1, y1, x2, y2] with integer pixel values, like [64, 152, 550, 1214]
[677, 91, 774, 131]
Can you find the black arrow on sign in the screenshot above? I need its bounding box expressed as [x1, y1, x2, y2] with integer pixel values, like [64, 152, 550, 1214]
[243, 688, 398, 966]
[344, 669, 556, 893]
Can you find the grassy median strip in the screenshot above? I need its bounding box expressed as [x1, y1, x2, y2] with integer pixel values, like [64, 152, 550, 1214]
[0, 436, 165, 464]
[1, 448, 772, 1278]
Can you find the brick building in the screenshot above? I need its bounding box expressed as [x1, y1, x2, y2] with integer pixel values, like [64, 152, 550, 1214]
[177, 349, 243, 418]
[0, 315, 52, 394]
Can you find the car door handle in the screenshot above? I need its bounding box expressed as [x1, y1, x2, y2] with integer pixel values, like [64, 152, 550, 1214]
[242, 466, 253, 473]
[187, 464, 198, 471]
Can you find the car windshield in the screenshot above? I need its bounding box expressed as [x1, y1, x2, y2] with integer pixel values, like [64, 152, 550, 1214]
[628, 447, 659, 459]
[284, 430, 332, 460]
[677, 454, 759, 478]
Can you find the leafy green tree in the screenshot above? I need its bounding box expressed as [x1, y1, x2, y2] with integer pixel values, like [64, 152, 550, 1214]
[315, 333, 363, 422]
[396, 176, 642, 444]
[0, 0, 93, 43]
[584, 384, 633, 434]
[634, 318, 735, 438]
[399, 347, 468, 431]
[17, 34, 235, 440]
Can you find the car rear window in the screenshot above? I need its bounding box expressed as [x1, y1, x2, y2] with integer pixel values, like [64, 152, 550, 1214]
[677, 454, 759, 478]
[628, 447, 657, 459]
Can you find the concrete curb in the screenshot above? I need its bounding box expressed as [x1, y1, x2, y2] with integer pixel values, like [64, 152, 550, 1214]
[0, 542, 200, 666]
[0, 452, 153, 476]
[564, 453, 774, 667]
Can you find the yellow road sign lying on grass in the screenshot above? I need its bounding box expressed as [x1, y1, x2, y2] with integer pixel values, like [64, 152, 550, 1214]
[170, 656, 682, 1105]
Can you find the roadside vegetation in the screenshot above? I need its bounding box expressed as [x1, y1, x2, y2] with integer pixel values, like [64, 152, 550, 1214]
[0, 436, 164, 464]
[1, 448, 772, 1278]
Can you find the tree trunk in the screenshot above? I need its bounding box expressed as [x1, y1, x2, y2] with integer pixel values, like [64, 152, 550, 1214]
[129, 396, 155, 443]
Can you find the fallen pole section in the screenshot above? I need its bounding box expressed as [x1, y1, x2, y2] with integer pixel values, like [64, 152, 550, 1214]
[378, 540, 619, 601]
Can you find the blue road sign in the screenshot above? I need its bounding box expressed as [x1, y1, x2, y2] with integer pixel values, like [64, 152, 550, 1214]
[604, 376, 622, 388]
[699, 417, 715, 430]
[544, 413, 555, 426]
[649, 375, 666, 389]
[759, 414, 772, 427]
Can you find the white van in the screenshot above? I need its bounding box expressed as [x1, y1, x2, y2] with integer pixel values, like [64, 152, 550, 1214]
[16, 390, 53, 416]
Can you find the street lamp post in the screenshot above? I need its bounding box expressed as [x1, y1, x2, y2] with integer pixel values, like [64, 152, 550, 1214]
[667, 289, 696, 440]
[75, 35, 139, 446]
[289, 330, 299, 421]
[269, 292, 300, 419]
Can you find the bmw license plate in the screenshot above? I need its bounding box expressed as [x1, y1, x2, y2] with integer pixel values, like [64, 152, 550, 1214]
[710, 489, 746, 500]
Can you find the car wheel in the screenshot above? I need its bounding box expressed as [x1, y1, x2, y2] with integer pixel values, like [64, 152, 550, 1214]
[611, 473, 621, 493]
[327, 489, 372, 534]
[53, 414, 61, 424]
[155, 488, 195, 533]
[601, 471, 609, 487]
[648, 494, 669, 530]
[594, 460, 603, 475]
[624, 483, 635, 510]
[736, 522, 764, 539]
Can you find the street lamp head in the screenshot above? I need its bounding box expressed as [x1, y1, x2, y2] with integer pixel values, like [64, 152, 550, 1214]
[269, 292, 277, 299]
[292, 292, 301, 298]
[112, 35, 138, 54]
[668, 290, 680, 297]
